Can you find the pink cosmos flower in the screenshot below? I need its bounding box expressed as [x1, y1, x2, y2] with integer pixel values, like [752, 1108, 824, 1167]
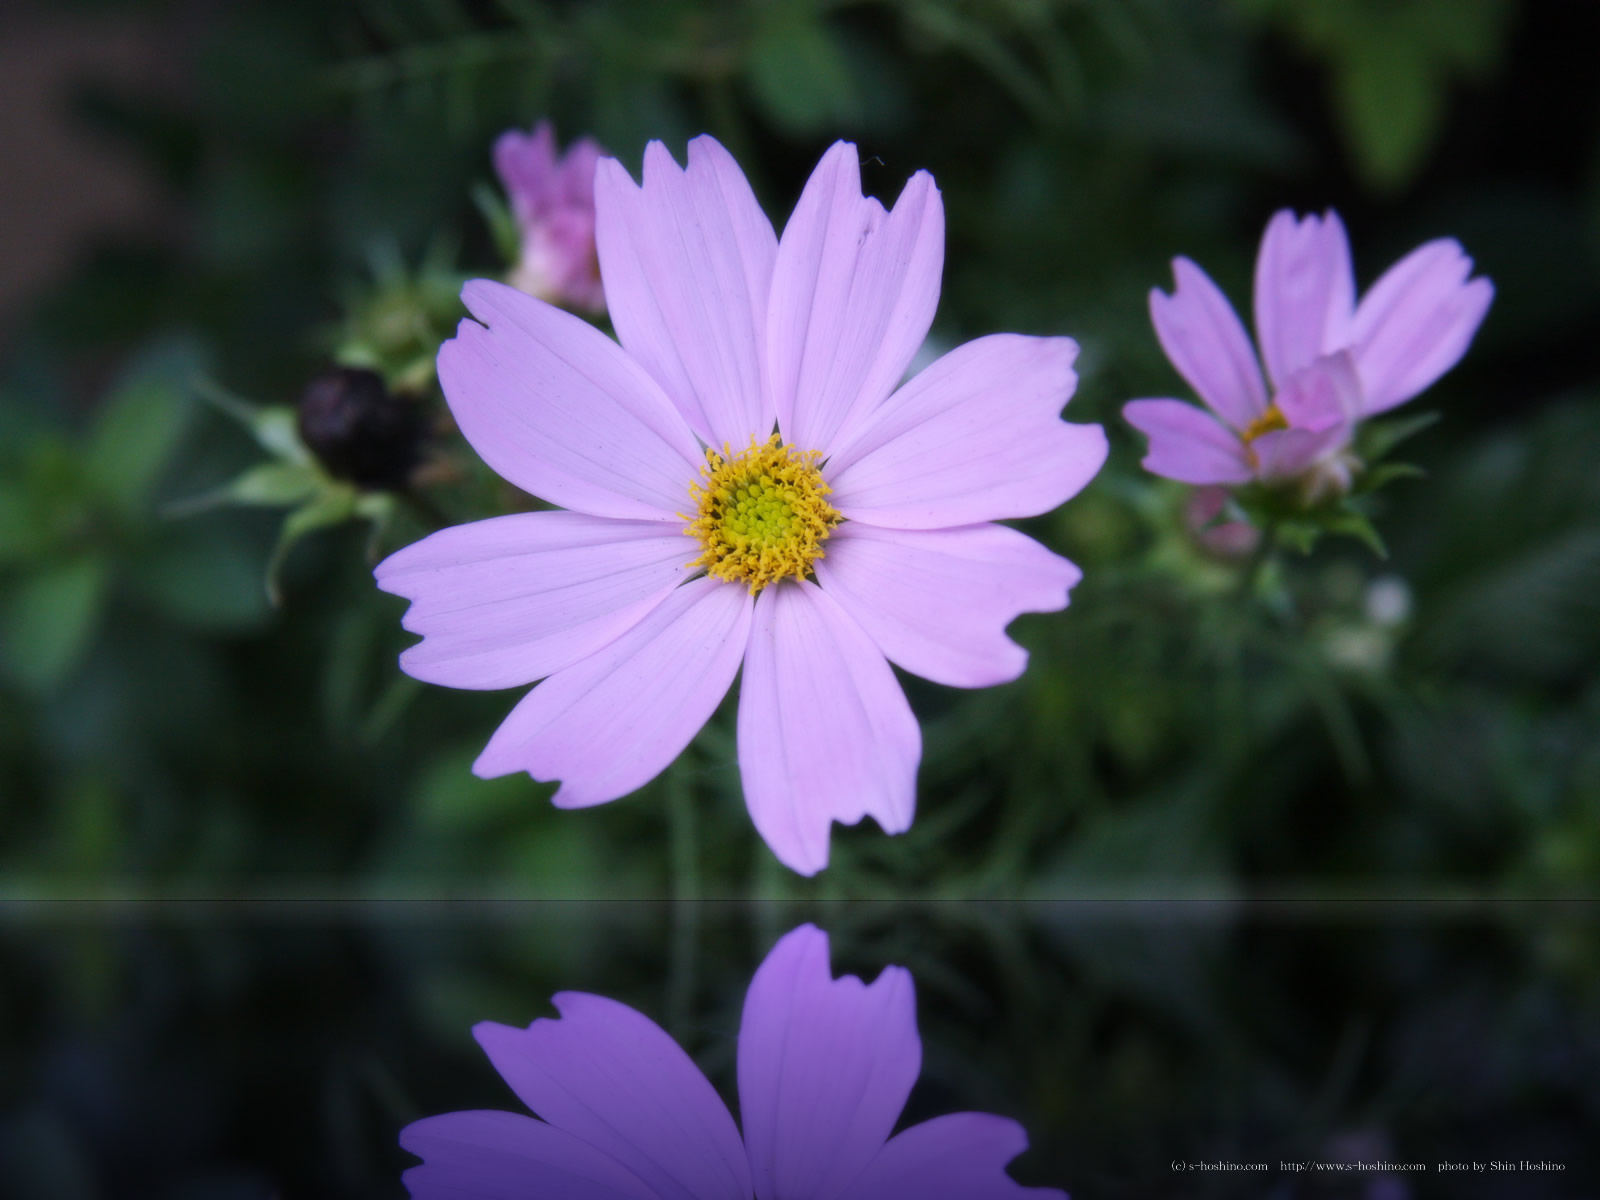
[493, 120, 606, 312]
[1125, 210, 1493, 496]
[400, 923, 1066, 1200]
[376, 137, 1107, 875]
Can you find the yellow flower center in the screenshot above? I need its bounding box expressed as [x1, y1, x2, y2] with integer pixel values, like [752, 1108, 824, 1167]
[684, 434, 840, 594]
[1240, 404, 1288, 445]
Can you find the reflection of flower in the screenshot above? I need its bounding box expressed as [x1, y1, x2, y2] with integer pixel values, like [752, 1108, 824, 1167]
[493, 121, 606, 312]
[401, 924, 1064, 1200]
[1125, 210, 1492, 496]
[377, 137, 1106, 874]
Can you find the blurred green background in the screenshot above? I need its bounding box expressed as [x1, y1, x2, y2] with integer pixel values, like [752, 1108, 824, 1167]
[3, 0, 1599, 900]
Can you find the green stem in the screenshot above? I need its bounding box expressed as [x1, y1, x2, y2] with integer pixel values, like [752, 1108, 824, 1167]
[667, 760, 698, 903]
[1235, 517, 1279, 602]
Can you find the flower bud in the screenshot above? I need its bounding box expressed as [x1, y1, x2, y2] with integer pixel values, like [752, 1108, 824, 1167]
[296, 368, 425, 490]
[493, 120, 606, 313]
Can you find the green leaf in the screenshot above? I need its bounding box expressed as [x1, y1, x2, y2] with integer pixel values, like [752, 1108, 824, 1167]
[0, 555, 110, 691]
[1359, 409, 1440, 462]
[83, 339, 209, 509]
[746, 13, 863, 135]
[1332, 41, 1441, 192]
[0, 482, 48, 567]
[414, 747, 537, 832]
[470, 180, 521, 265]
[265, 488, 358, 605]
[126, 527, 274, 632]
[1235, 0, 1512, 192]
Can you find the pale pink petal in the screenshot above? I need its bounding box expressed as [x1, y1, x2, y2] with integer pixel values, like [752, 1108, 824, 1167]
[1253, 209, 1355, 387]
[769, 141, 944, 454]
[1123, 398, 1252, 485]
[493, 122, 559, 224]
[1150, 258, 1268, 431]
[825, 334, 1105, 529]
[738, 925, 921, 1200]
[837, 1113, 1067, 1200]
[556, 137, 603, 208]
[473, 576, 752, 806]
[516, 206, 605, 311]
[736, 582, 920, 875]
[438, 280, 703, 519]
[1274, 350, 1363, 434]
[374, 512, 692, 691]
[1350, 239, 1493, 415]
[475, 994, 751, 1200]
[595, 137, 778, 448]
[1250, 425, 1348, 482]
[814, 523, 1080, 689]
[401, 1110, 658, 1200]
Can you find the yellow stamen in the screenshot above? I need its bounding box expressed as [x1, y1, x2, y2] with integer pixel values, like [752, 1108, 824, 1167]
[683, 434, 841, 594]
[1240, 404, 1288, 445]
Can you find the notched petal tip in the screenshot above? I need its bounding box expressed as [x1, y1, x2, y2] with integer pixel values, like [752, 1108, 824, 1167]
[640, 138, 685, 183]
[595, 153, 641, 196]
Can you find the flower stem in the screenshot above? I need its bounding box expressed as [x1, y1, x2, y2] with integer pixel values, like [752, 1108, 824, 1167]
[667, 759, 698, 902]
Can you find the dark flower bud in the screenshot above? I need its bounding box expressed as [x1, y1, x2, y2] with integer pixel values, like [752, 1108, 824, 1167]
[296, 367, 425, 490]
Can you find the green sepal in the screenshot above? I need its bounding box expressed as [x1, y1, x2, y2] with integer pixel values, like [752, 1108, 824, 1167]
[1355, 460, 1427, 494]
[164, 461, 323, 517]
[332, 237, 466, 392]
[1321, 509, 1388, 559]
[1234, 485, 1389, 559]
[193, 381, 313, 466]
[470, 181, 522, 266]
[1358, 409, 1440, 462]
[1274, 519, 1323, 555]
[264, 487, 358, 606]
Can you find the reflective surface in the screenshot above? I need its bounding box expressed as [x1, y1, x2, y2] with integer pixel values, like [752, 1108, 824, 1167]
[1, 902, 1595, 1198]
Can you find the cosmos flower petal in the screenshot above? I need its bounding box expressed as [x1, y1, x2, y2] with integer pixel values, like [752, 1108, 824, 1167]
[374, 511, 691, 691]
[495, 122, 606, 311]
[400, 1110, 659, 1200]
[595, 136, 778, 448]
[814, 522, 1080, 688]
[473, 575, 753, 806]
[836, 1113, 1067, 1200]
[474, 994, 752, 1200]
[737, 582, 920, 875]
[553, 137, 603, 209]
[1123, 399, 1254, 484]
[769, 141, 944, 454]
[439, 280, 703, 519]
[1253, 209, 1355, 387]
[492, 122, 559, 223]
[1273, 350, 1362, 434]
[1249, 425, 1349, 483]
[1150, 258, 1268, 431]
[826, 334, 1105, 529]
[738, 925, 921, 1200]
[494, 121, 603, 223]
[1351, 239, 1494, 415]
